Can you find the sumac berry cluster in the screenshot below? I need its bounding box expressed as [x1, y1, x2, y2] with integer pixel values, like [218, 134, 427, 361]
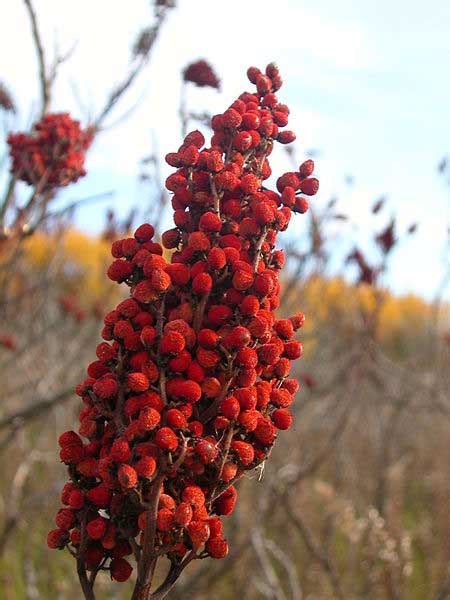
[183, 59, 220, 89]
[7, 112, 92, 188]
[49, 63, 318, 590]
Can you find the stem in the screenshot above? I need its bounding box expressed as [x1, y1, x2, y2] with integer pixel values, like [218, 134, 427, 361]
[77, 563, 96, 600]
[131, 474, 165, 600]
[156, 297, 167, 404]
[209, 173, 221, 216]
[208, 425, 234, 506]
[23, 0, 50, 114]
[193, 293, 208, 333]
[252, 226, 268, 272]
[0, 176, 18, 229]
[76, 514, 96, 600]
[93, 7, 172, 131]
[159, 368, 167, 405]
[149, 551, 197, 600]
[114, 348, 126, 433]
[199, 376, 233, 423]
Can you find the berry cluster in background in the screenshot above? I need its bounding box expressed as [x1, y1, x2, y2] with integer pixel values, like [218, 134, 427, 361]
[7, 112, 92, 189]
[48, 63, 319, 594]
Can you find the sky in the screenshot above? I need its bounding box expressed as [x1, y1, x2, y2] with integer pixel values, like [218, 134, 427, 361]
[1, 0, 449, 300]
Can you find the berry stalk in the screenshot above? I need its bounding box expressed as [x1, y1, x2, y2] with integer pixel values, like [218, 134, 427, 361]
[48, 62, 318, 600]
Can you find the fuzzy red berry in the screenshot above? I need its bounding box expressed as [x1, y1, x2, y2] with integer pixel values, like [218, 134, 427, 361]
[87, 484, 111, 508]
[254, 417, 277, 445]
[93, 377, 118, 399]
[127, 372, 149, 392]
[215, 486, 237, 516]
[187, 520, 210, 548]
[272, 408, 293, 430]
[206, 537, 229, 559]
[165, 408, 188, 429]
[134, 223, 155, 242]
[47, 528, 69, 549]
[160, 331, 185, 354]
[182, 485, 205, 508]
[221, 461, 238, 482]
[110, 558, 133, 582]
[110, 439, 131, 462]
[199, 211, 222, 232]
[138, 407, 161, 431]
[68, 489, 85, 509]
[155, 427, 179, 452]
[192, 272, 213, 295]
[220, 396, 240, 420]
[86, 517, 107, 540]
[231, 440, 254, 465]
[299, 177, 319, 196]
[55, 509, 75, 530]
[135, 456, 157, 478]
[174, 502, 193, 527]
[118, 465, 138, 489]
[195, 439, 219, 464]
[157, 508, 175, 532]
[299, 159, 314, 178]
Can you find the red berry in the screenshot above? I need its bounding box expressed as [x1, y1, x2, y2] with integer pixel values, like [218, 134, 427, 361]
[272, 408, 293, 430]
[118, 465, 138, 489]
[110, 558, 133, 582]
[155, 427, 179, 451]
[299, 177, 319, 196]
[174, 502, 193, 527]
[86, 517, 107, 540]
[206, 537, 229, 558]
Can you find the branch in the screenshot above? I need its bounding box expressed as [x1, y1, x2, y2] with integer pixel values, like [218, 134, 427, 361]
[23, 0, 50, 114]
[0, 175, 18, 230]
[131, 474, 165, 600]
[253, 227, 268, 272]
[149, 550, 198, 600]
[284, 497, 344, 600]
[92, 5, 173, 131]
[193, 293, 209, 333]
[199, 376, 233, 423]
[208, 425, 234, 506]
[288, 398, 352, 484]
[0, 387, 73, 433]
[114, 348, 126, 433]
[77, 514, 96, 600]
[251, 528, 287, 600]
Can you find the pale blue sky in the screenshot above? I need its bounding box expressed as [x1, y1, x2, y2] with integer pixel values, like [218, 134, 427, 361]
[1, 0, 449, 299]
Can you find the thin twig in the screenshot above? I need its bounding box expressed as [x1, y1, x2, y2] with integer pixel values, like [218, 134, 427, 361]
[132, 474, 165, 600]
[23, 0, 50, 114]
[77, 514, 96, 600]
[0, 387, 73, 433]
[284, 498, 345, 600]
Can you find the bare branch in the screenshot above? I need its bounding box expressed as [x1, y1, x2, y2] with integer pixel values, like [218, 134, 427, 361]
[0, 387, 73, 434]
[284, 498, 345, 600]
[23, 0, 50, 114]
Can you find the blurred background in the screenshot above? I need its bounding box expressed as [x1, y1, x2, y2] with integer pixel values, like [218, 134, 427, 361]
[0, 0, 449, 598]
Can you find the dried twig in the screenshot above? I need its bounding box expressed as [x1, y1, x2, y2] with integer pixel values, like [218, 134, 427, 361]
[23, 0, 50, 114]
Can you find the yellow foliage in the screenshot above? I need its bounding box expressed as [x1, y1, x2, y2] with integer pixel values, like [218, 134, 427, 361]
[22, 229, 118, 303]
[18, 231, 436, 345]
[289, 275, 432, 348]
[21, 232, 57, 266]
[378, 294, 431, 340]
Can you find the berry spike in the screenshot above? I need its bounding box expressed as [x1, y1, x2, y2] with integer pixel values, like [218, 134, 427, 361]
[49, 63, 318, 599]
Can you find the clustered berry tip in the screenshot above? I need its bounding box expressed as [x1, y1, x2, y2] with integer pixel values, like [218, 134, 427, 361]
[49, 62, 317, 588]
